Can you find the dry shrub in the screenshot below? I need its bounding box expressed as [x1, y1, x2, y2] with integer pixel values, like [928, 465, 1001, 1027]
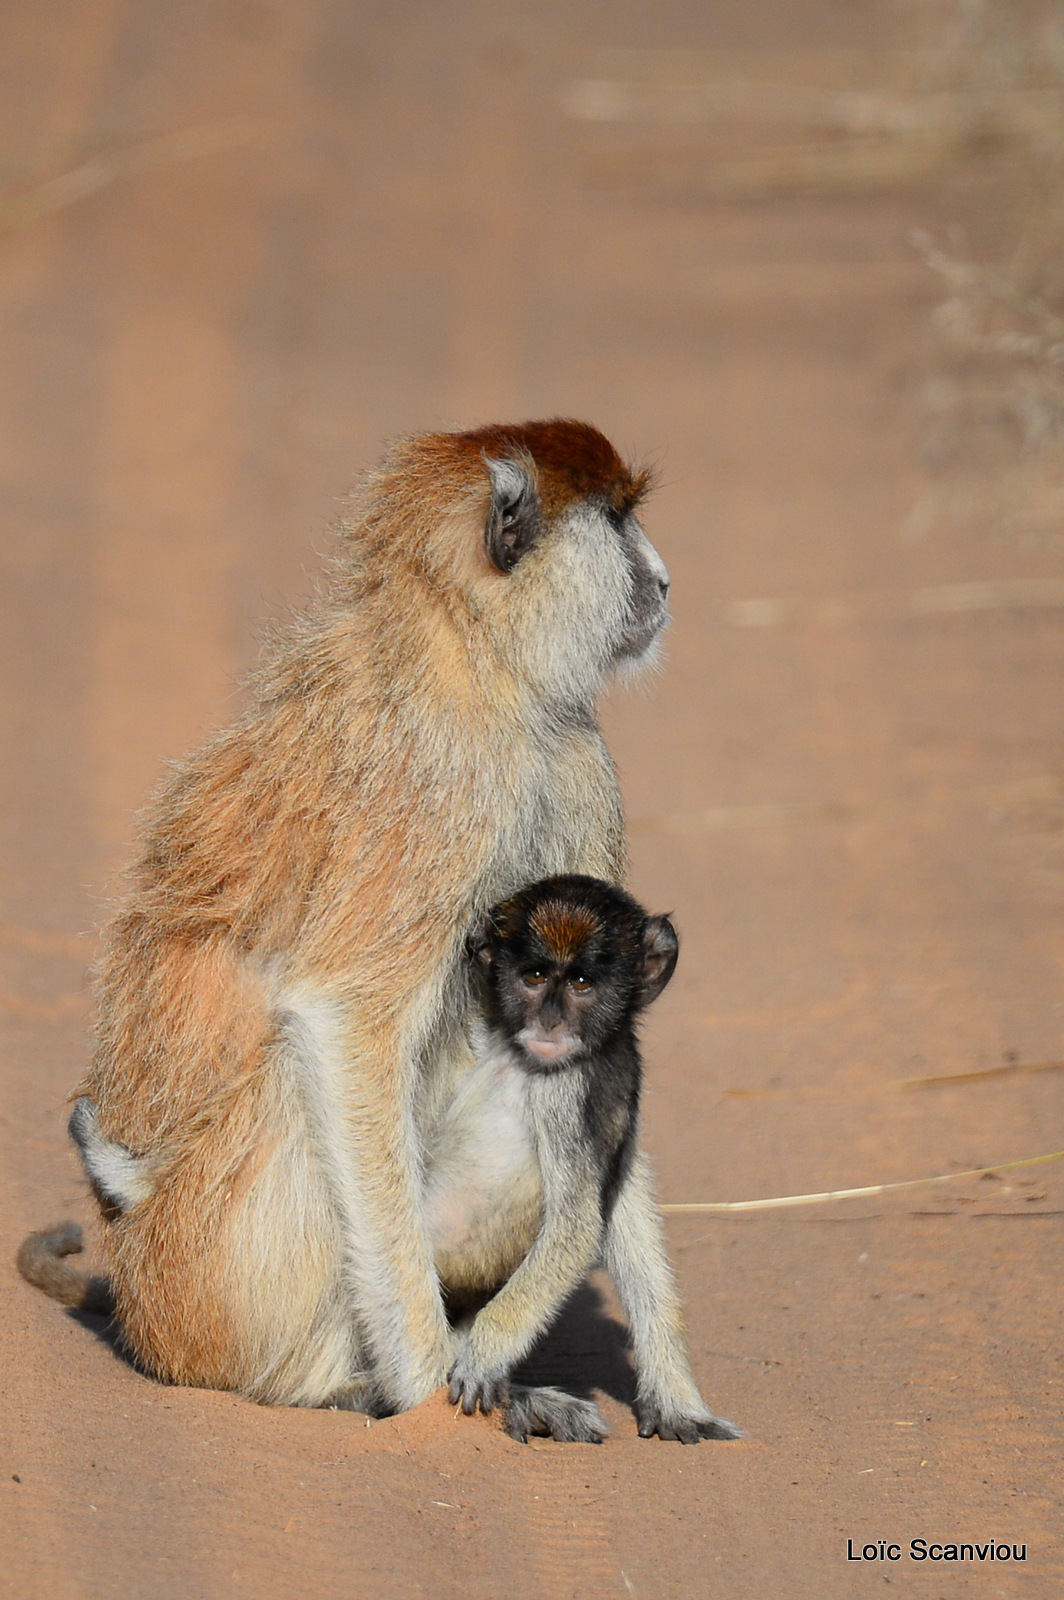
[562, 2, 1064, 201]
[912, 1, 1064, 468]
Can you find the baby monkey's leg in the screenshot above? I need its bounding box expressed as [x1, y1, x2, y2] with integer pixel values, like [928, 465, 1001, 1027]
[603, 1151, 740, 1443]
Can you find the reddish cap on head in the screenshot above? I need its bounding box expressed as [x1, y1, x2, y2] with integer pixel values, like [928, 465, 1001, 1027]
[527, 900, 601, 963]
[456, 419, 652, 518]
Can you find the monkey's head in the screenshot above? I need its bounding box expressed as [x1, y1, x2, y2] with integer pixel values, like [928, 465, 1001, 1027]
[354, 420, 670, 707]
[469, 875, 678, 1070]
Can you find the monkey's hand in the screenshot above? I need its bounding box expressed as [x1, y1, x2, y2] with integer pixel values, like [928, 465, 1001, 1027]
[635, 1398, 742, 1445]
[448, 1350, 511, 1416]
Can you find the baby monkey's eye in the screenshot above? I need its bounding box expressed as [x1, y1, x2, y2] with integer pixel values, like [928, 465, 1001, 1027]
[568, 974, 593, 992]
[523, 970, 547, 986]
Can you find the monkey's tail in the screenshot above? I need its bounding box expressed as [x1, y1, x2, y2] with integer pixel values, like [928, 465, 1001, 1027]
[16, 1221, 115, 1316]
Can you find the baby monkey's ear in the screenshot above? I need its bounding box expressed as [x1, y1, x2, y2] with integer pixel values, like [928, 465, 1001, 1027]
[466, 915, 499, 972]
[484, 456, 542, 574]
[640, 915, 679, 1006]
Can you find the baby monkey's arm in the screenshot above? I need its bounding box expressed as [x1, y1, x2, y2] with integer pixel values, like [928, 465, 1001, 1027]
[447, 1071, 608, 1440]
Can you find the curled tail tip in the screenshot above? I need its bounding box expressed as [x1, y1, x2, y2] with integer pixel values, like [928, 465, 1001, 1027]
[17, 1220, 83, 1271]
[16, 1222, 114, 1315]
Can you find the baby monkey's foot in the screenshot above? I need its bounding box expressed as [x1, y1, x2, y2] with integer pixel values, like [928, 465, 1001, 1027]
[636, 1401, 742, 1444]
[448, 1351, 608, 1443]
[503, 1385, 609, 1445]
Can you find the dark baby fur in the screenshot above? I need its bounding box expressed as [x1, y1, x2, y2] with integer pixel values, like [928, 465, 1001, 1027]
[471, 874, 678, 1219]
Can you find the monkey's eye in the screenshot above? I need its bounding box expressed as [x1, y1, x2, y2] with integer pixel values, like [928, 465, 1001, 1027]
[523, 970, 547, 987]
[568, 974, 593, 992]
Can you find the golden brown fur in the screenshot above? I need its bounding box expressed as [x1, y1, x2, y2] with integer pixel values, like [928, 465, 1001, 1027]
[21, 421, 672, 1415]
[528, 901, 600, 963]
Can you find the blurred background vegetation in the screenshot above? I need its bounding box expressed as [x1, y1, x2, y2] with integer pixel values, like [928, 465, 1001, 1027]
[560, 0, 1064, 540]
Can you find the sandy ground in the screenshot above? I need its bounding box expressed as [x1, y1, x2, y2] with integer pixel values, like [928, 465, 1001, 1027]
[2, 2, 1062, 1596]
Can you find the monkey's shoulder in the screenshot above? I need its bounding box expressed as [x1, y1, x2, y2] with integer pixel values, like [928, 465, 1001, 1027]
[576, 1037, 641, 1167]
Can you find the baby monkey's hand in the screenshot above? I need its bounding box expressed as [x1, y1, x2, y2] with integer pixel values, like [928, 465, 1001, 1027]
[448, 1349, 510, 1415]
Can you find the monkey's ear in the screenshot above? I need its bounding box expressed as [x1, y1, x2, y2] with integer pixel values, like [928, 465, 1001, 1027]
[640, 915, 678, 1005]
[484, 457, 541, 574]
[466, 915, 498, 971]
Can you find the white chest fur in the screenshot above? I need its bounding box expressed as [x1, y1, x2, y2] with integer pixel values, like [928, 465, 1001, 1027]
[422, 1032, 542, 1279]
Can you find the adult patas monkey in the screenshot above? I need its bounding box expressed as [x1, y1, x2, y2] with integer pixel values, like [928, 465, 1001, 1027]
[19, 420, 716, 1437]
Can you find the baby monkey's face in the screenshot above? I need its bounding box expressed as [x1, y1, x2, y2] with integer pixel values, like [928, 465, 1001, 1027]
[470, 875, 679, 1074]
[504, 955, 603, 1066]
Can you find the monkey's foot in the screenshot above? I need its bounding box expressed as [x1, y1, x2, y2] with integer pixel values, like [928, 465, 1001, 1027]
[635, 1401, 741, 1444]
[503, 1386, 609, 1445]
[322, 1381, 390, 1416]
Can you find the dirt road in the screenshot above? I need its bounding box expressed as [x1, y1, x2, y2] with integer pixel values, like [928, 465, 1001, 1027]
[2, 3, 1061, 1596]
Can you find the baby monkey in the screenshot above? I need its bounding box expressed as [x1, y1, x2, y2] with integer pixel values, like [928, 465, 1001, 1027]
[433, 875, 739, 1444]
[70, 875, 739, 1446]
